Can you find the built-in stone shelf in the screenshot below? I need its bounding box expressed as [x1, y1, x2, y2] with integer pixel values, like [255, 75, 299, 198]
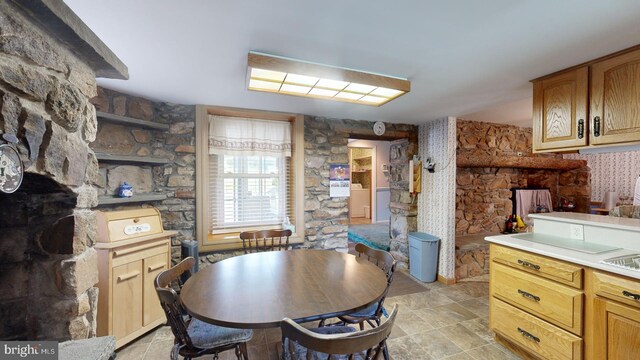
[95, 153, 172, 165]
[457, 155, 586, 170]
[97, 194, 167, 205]
[96, 111, 169, 130]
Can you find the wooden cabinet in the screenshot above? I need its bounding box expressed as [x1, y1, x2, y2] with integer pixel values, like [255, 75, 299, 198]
[532, 45, 640, 152]
[490, 244, 640, 359]
[590, 48, 640, 145]
[489, 244, 584, 359]
[112, 260, 143, 340]
[533, 67, 589, 151]
[492, 298, 582, 360]
[492, 262, 583, 335]
[95, 208, 177, 349]
[589, 270, 640, 360]
[143, 253, 168, 325]
[491, 244, 583, 288]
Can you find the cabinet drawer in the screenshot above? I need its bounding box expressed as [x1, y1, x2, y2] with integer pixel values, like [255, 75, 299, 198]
[492, 298, 582, 360]
[491, 244, 583, 288]
[491, 262, 583, 335]
[593, 271, 640, 309]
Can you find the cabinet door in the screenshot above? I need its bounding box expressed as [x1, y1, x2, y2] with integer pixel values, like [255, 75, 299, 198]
[593, 298, 640, 360]
[533, 67, 589, 151]
[143, 252, 168, 326]
[112, 260, 143, 340]
[591, 48, 640, 145]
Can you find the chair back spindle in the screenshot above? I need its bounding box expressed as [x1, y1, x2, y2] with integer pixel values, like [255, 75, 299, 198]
[239, 229, 292, 254]
[282, 305, 399, 360]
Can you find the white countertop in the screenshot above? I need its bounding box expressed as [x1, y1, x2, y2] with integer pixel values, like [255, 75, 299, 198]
[530, 212, 640, 232]
[486, 233, 640, 280]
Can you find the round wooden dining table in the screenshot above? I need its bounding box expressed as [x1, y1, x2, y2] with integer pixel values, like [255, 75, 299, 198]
[180, 249, 388, 329]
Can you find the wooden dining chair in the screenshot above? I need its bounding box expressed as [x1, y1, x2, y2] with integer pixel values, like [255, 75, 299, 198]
[155, 257, 253, 360]
[239, 229, 292, 254]
[320, 243, 397, 330]
[281, 305, 398, 360]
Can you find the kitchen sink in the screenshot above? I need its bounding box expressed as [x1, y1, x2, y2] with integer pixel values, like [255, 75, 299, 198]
[601, 254, 640, 272]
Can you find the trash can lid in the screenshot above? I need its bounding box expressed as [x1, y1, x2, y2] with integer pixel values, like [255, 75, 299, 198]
[408, 232, 440, 242]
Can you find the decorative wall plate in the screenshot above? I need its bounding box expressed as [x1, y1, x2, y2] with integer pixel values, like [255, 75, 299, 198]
[373, 121, 386, 136]
[0, 143, 23, 193]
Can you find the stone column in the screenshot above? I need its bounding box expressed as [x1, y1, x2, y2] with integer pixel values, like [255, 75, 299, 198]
[388, 139, 418, 269]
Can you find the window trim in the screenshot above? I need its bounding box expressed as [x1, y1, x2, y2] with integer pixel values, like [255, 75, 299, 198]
[195, 105, 304, 252]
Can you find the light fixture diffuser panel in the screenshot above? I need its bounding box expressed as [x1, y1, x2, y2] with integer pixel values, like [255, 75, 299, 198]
[247, 52, 410, 106]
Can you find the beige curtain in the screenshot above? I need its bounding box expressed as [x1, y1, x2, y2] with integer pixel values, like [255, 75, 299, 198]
[208, 115, 291, 157]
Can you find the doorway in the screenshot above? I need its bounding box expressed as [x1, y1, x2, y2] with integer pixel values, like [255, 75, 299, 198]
[349, 146, 373, 224]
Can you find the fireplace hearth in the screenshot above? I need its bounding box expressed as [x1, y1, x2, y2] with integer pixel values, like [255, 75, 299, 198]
[0, 0, 126, 341]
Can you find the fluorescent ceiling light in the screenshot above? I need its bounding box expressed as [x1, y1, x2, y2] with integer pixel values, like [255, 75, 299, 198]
[335, 91, 364, 100]
[249, 79, 281, 91]
[280, 84, 312, 94]
[309, 88, 339, 97]
[247, 51, 410, 106]
[360, 95, 388, 104]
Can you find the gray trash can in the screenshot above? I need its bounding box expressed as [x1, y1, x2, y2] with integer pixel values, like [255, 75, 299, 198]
[408, 232, 440, 282]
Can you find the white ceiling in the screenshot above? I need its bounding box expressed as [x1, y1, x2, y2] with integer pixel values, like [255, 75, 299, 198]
[64, 0, 640, 125]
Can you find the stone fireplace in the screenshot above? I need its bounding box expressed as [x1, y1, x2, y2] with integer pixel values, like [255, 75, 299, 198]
[0, 0, 126, 341]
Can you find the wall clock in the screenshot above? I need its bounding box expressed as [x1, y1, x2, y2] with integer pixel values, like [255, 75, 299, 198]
[373, 121, 386, 136]
[0, 135, 23, 193]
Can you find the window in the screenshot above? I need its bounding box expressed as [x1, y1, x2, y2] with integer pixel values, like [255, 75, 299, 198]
[195, 106, 303, 251]
[210, 153, 290, 232]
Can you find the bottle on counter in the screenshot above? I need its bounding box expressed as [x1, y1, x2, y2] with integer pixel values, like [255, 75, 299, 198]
[505, 215, 513, 233]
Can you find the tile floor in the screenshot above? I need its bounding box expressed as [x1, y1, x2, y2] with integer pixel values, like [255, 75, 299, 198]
[116, 272, 520, 360]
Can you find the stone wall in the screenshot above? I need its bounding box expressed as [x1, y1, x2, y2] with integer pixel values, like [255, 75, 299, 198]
[304, 116, 417, 254]
[388, 139, 418, 268]
[455, 120, 590, 235]
[90, 88, 196, 262]
[0, 1, 106, 340]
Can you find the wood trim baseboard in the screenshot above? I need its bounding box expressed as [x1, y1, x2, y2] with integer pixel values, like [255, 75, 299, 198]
[437, 274, 456, 285]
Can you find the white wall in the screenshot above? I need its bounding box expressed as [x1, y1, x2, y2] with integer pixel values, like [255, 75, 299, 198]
[349, 139, 391, 221]
[564, 150, 640, 202]
[417, 117, 457, 280]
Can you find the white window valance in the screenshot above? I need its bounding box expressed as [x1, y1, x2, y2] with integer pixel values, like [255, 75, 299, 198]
[208, 115, 292, 157]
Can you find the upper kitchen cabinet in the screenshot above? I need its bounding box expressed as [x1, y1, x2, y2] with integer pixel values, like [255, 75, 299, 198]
[532, 45, 640, 153]
[533, 67, 589, 151]
[590, 48, 640, 145]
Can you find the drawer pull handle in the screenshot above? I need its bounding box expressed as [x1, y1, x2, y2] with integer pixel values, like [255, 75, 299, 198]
[133, 218, 140, 223]
[148, 263, 165, 272]
[518, 289, 540, 302]
[517, 327, 540, 343]
[517, 259, 540, 271]
[622, 290, 640, 301]
[117, 271, 140, 282]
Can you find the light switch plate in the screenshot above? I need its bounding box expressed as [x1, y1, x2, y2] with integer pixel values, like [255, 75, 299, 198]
[569, 224, 584, 240]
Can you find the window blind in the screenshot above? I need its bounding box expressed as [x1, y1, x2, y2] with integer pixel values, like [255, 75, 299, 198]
[208, 115, 294, 233]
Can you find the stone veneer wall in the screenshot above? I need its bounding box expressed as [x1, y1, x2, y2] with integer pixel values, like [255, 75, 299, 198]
[417, 117, 457, 281]
[90, 88, 196, 262]
[0, 2, 104, 340]
[304, 116, 417, 257]
[388, 139, 418, 268]
[456, 120, 590, 235]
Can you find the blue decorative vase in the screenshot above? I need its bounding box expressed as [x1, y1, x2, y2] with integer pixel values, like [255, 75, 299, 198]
[118, 182, 133, 198]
